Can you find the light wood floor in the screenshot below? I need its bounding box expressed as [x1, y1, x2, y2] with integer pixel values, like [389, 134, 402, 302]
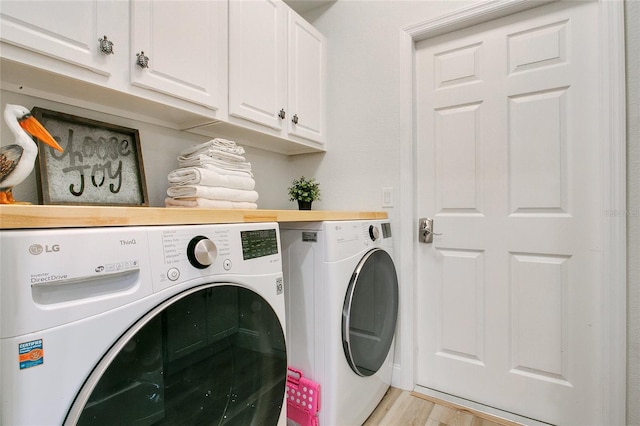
[363, 387, 524, 426]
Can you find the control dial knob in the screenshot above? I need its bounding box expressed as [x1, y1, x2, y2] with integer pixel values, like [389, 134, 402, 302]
[187, 236, 217, 269]
[368, 225, 379, 241]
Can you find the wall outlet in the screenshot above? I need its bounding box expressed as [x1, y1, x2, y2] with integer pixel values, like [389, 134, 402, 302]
[382, 187, 393, 208]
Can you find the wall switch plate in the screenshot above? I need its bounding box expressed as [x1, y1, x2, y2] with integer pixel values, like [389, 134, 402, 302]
[382, 187, 393, 208]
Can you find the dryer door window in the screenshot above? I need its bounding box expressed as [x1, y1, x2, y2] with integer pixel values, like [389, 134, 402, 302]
[65, 285, 286, 426]
[342, 248, 399, 377]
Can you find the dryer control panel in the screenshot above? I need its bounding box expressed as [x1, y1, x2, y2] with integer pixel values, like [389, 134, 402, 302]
[321, 220, 394, 263]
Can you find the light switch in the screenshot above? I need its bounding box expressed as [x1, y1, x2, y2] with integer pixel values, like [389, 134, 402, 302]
[382, 187, 393, 208]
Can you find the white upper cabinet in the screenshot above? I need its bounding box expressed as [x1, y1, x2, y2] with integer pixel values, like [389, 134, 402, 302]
[228, 0, 326, 146]
[0, 0, 126, 78]
[0, 0, 324, 154]
[287, 10, 326, 144]
[131, 1, 227, 114]
[229, 0, 287, 131]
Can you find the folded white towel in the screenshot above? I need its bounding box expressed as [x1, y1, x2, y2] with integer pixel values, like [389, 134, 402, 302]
[180, 138, 246, 157]
[179, 143, 247, 163]
[168, 167, 256, 190]
[189, 163, 254, 178]
[165, 197, 258, 209]
[178, 154, 253, 172]
[184, 149, 248, 163]
[167, 185, 259, 203]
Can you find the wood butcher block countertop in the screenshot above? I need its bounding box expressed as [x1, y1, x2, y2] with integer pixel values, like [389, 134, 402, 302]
[0, 205, 388, 229]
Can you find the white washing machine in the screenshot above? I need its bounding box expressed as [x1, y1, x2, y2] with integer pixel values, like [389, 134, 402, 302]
[281, 220, 399, 426]
[0, 223, 287, 426]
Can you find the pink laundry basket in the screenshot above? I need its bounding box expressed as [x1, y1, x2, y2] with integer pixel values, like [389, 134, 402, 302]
[286, 367, 321, 426]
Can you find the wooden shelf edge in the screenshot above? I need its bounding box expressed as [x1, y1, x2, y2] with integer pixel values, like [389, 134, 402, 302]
[0, 205, 388, 229]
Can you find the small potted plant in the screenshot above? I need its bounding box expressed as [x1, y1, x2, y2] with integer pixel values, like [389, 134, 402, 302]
[288, 176, 321, 210]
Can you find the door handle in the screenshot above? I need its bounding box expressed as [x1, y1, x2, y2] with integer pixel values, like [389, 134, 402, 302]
[419, 218, 442, 243]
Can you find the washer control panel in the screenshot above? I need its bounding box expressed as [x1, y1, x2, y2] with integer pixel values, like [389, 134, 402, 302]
[147, 223, 281, 293]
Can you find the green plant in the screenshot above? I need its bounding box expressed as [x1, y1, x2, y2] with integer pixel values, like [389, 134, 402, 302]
[288, 176, 321, 202]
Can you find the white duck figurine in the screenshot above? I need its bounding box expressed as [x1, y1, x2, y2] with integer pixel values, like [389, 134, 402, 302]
[0, 104, 63, 204]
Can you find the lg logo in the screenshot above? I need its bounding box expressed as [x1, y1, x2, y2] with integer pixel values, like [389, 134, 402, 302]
[28, 244, 60, 255]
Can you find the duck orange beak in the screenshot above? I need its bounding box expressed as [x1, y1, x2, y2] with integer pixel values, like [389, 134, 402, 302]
[19, 115, 64, 152]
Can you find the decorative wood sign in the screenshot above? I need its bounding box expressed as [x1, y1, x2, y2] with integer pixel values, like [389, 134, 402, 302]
[33, 107, 148, 206]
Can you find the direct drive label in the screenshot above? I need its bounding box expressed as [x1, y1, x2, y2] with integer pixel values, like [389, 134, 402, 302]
[19, 339, 44, 370]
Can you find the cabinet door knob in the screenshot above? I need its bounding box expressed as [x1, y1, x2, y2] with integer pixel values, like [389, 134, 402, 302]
[279, 109, 286, 119]
[99, 35, 114, 55]
[136, 51, 149, 69]
[292, 114, 299, 124]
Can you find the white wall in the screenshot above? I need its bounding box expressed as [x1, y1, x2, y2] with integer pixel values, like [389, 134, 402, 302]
[291, 1, 467, 213]
[0, 90, 292, 209]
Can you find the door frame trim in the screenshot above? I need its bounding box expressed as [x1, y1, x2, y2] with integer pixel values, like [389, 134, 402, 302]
[397, 1, 627, 423]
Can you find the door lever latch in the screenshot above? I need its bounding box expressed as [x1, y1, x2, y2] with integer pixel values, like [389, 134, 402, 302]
[419, 218, 442, 244]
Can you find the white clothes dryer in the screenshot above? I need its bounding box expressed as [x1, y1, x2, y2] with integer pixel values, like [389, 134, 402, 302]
[281, 220, 399, 426]
[0, 223, 287, 426]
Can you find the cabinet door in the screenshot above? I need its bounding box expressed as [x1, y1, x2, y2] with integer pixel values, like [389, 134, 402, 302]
[229, 0, 287, 131]
[0, 1, 120, 77]
[287, 11, 327, 144]
[130, 0, 226, 112]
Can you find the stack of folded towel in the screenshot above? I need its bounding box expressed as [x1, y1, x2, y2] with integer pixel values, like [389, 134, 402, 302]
[165, 138, 259, 209]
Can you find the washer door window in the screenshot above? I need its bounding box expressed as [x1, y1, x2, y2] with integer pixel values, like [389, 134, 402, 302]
[66, 285, 286, 426]
[342, 249, 399, 377]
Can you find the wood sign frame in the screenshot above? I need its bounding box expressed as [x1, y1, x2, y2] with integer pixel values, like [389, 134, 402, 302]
[33, 107, 149, 206]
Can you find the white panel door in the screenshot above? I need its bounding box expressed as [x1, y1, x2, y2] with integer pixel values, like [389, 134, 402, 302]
[131, 0, 226, 111]
[229, 0, 287, 130]
[415, 2, 602, 424]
